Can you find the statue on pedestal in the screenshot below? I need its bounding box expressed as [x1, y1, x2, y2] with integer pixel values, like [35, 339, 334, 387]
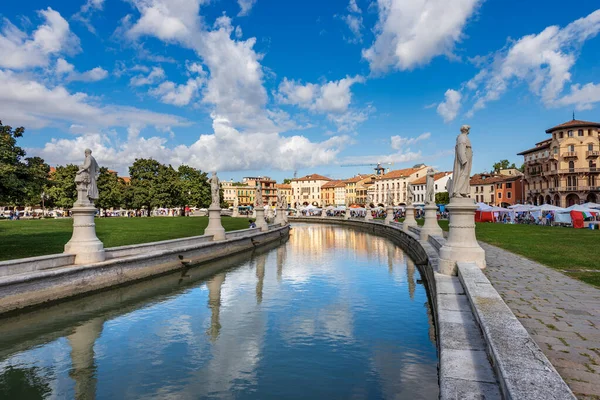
[450, 125, 473, 198]
[255, 183, 263, 207]
[75, 149, 100, 205]
[386, 189, 393, 207]
[209, 172, 220, 207]
[407, 184, 414, 206]
[426, 168, 435, 204]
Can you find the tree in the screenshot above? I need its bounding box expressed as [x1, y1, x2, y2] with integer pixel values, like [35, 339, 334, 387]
[282, 178, 292, 184]
[45, 165, 78, 209]
[435, 192, 450, 205]
[96, 168, 123, 214]
[129, 158, 162, 214]
[0, 121, 50, 206]
[492, 159, 516, 173]
[178, 165, 210, 209]
[151, 164, 182, 210]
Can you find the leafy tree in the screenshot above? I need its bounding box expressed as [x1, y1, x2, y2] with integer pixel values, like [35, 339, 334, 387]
[129, 158, 162, 214]
[282, 178, 292, 184]
[96, 168, 123, 213]
[435, 192, 450, 205]
[0, 121, 50, 206]
[492, 159, 517, 173]
[151, 164, 182, 210]
[45, 165, 78, 209]
[178, 165, 210, 209]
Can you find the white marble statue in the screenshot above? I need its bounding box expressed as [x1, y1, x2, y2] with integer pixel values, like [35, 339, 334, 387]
[366, 194, 373, 208]
[386, 189, 393, 206]
[255, 183, 263, 207]
[451, 125, 473, 198]
[277, 189, 284, 208]
[75, 149, 100, 204]
[426, 168, 435, 204]
[210, 172, 220, 207]
[407, 183, 414, 206]
[233, 196, 239, 208]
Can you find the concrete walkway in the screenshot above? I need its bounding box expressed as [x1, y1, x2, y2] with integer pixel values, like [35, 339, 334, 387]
[482, 242, 600, 400]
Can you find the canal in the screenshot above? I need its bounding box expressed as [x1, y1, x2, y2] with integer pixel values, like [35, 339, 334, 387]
[0, 223, 439, 399]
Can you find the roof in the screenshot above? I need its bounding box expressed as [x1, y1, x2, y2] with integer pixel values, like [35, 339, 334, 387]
[412, 171, 452, 185]
[120, 176, 131, 184]
[275, 183, 291, 189]
[334, 181, 347, 188]
[545, 119, 600, 133]
[321, 180, 342, 188]
[293, 173, 332, 182]
[470, 174, 503, 186]
[517, 142, 551, 156]
[344, 174, 371, 183]
[379, 167, 425, 180]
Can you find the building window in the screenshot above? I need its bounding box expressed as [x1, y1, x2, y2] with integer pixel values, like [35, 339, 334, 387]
[578, 129, 584, 136]
[569, 161, 575, 170]
[507, 192, 512, 199]
[589, 143, 594, 151]
[498, 193, 502, 199]
[559, 132, 564, 139]
[568, 130, 574, 137]
[569, 144, 575, 152]
[506, 182, 512, 189]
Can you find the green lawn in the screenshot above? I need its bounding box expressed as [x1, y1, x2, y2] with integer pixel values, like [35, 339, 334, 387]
[407, 218, 600, 287]
[0, 217, 250, 262]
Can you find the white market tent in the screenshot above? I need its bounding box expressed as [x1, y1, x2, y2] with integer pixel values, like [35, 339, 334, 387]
[581, 202, 600, 210]
[489, 206, 510, 213]
[476, 203, 492, 211]
[530, 204, 566, 212]
[509, 204, 537, 212]
[555, 205, 600, 224]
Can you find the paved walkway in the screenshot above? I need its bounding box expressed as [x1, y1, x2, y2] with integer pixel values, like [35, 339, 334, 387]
[482, 242, 600, 400]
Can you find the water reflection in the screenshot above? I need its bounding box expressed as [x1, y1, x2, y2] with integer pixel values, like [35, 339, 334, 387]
[0, 224, 438, 399]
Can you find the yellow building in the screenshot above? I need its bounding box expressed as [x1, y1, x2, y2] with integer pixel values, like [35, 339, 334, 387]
[344, 174, 376, 205]
[291, 174, 332, 208]
[235, 185, 256, 206]
[275, 183, 292, 206]
[320, 180, 339, 206]
[518, 119, 600, 206]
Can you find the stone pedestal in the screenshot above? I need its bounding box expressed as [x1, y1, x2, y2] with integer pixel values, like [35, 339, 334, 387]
[344, 208, 351, 220]
[251, 208, 256, 219]
[275, 208, 284, 225]
[64, 206, 105, 264]
[365, 207, 372, 221]
[232, 207, 239, 218]
[204, 204, 226, 240]
[255, 208, 268, 232]
[267, 207, 274, 221]
[384, 206, 394, 225]
[403, 205, 417, 233]
[439, 197, 486, 275]
[420, 203, 443, 240]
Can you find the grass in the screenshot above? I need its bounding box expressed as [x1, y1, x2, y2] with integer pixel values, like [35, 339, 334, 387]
[0, 217, 250, 261]
[405, 218, 600, 287]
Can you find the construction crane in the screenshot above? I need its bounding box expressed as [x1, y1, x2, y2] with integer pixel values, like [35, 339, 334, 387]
[340, 162, 393, 175]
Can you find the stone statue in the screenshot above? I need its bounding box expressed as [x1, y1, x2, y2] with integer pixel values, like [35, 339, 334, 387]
[366, 194, 373, 208]
[209, 172, 220, 207]
[277, 189, 284, 208]
[255, 183, 263, 207]
[386, 189, 393, 206]
[407, 183, 414, 206]
[451, 125, 473, 197]
[426, 168, 435, 204]
[75, 149, 100, 204]
[233, 196, 239, 208]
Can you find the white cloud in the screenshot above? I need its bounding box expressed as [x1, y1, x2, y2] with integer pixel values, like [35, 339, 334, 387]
[238, 0, 257, 17]
[32, 118, 349, 174]
[276, 75, 365, 114]
[55, 58, 108, 82]
[436, 89, 461, 122]
[0, 69, 188, 130]
[129, 66, 165, 86]
[348, 0, 361, 14]
[555, 82, 600, 111]
[343, 150, 423, 165]
[455, 9, 600, 117]
[327, 108, 372, 132]
[390, 132, 431, 150]
[343, 14, 363, 43]
[0, 7, 80, 70]
[126, 0, 206, 43]
[72, 0, 106, 34]
[363, 0, 481, 72]
[150, 78, 204, 106]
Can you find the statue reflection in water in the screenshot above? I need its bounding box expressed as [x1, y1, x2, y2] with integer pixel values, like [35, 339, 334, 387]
[406, 258, 416, 300]
[206, 273, 226, 342]
[255, 253, 267, 305]
[67, 318, 104, 400]
[276, 245, 286, 283]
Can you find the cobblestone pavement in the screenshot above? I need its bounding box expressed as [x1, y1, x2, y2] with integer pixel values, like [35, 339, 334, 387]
[482, 242, 600, 400]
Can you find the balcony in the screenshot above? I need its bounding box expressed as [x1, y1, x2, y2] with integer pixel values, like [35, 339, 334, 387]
[586, 150, 600, 158]
[562, 152, 578, 159]
[553, 186, 600, 192]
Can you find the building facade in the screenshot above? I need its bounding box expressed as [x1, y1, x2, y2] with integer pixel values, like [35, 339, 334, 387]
[518, 119, 600, 206]
[470, 174, 499, 204]
[275, 183, 292, 207]
[320, 181, 338, 206]
[291, 174, 332, 208]
[411, 172, 452, 204]
[493, 175, 525, 207]
[243, 176, 278, 206]
[373, 166, 428, 205]
[220, 180, 238, 206]
[334, 181, 347, 206]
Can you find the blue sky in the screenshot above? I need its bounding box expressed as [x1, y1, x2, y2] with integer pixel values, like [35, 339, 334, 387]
[1, 0, 599, 181]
